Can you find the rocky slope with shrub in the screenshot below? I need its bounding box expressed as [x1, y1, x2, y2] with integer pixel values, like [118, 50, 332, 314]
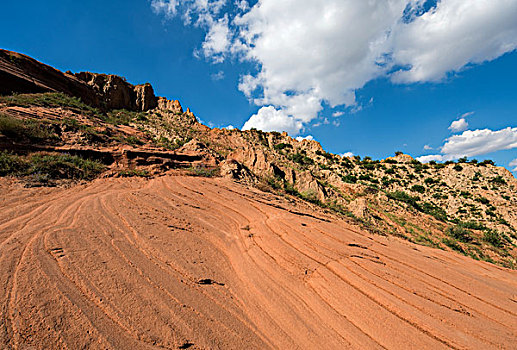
[1, 49, 516, 268]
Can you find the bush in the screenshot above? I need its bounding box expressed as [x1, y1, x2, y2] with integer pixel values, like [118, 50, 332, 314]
[475, 196, 490, 205]
[453, 164, 463, 172]
[385, 167, 396, 174]
[387, 191, 420, 209]
[411, 184, 425, 193]
[362, 162, 376, 170]
[446, 225, 473, 243]
[274, 143, 292, 151]
[478, 159, 495, 166]
[290, 153, 314, 166]
[341, 174, 357, 183]
[490, 176, 506, 185]
[424, 177, 438, 185]
[442, 238, 465, 254]
[27, 153, 105, 180]
[0, 113, 56, 143]
[187, 165, 219, 177]
[0, 151, 105, 180]
[457, 220, 487, 231]
[0, 93, 100, 116]
[421, 202, 448, 222]
[0, 151, 27, 176]
[484, 230, 503, 247]
[119, 169, 150, 177]
[103, 109, 147, 126]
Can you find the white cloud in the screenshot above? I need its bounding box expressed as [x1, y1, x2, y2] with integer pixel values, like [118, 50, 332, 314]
[211, 70, 225, 81]
[418, 127, 517, 162]
[242, 106, 303, 135]
[151, 0, 178, 18]
[423, 144, 433, 150]
[416, 154, 444, 163]
[391, 0, 517, 83]
[332, 111, 344, 117]
[152, 0, 517, 134]
[510, 158, 517, 171]
[201, 15, 231, 63]
[449, 118, 469, 133]
[296, 135, 314, 142]
[225, 124, 235, 130]
[340, 152, 354, 158]
[442, 127, 517, 157]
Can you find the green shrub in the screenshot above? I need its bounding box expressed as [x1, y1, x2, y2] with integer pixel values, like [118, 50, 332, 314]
[475, 196, 490, 205]
[290, 153, 314, 166]
[387, 191, 420, 209]
[460, 191, 471, 198]
[424, 177, 438, 185]
[0, 151, 27, 176]
[274, 143, 292, 151]
[442, 238, 465, 253]
[457, 220, 487, 231]
[187, 165, 219, 177]
[0, 152, 105, 180]
[490, 176, 506, 185]
[0, 113, 56, 143]
[446, 225, 473, 243]
[26, 153, 105, 180]
[421, 202, 448, 222]
[453, 164, 463, 171]
[0, 93, 100, 116]
[484, 230, 503, 247]
[341, 174, 357, 183]
[411, 184, 425, 193]
[103, 109, 146, 125]
[385, 167, 396, 174]
[362, 162, 376, 170]
[478, 159, 495, 166]
[119, 169, 150, 177]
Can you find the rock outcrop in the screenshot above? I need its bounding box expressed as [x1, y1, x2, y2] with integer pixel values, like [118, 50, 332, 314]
[0, 49, 164, 112]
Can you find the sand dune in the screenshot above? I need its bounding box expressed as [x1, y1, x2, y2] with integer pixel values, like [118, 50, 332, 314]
[0, 175, 516, 349]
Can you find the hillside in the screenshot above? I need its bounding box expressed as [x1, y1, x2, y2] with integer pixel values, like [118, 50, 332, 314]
[1, 49, 517, 349]
[1, 48, 516, 268]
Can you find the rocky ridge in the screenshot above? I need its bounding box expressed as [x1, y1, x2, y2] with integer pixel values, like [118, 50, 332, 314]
[1, 49, 516, 268]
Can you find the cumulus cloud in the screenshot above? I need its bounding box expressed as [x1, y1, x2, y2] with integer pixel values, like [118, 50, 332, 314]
[417, 127, 517, 162]
[423, 144, 433, 150]
[449, 118, 469, 133]
[242, 106, 303, 135]
[295, 135, 314, 142]
[340, 152, 354, 158]
[442, 127, 517, 157]
[152, 0, 517, 134]
[151, 0, 178, 18]
[391, 0, 517, 83]
[201, 15, 231, 63]
[510, 159, 517, 171]
[417, 154, 445, 163]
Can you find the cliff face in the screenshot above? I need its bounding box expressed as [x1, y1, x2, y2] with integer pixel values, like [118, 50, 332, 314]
[0, 49, 159, 112]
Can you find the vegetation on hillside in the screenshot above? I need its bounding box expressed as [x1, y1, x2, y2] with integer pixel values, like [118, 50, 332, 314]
[1, 91, 516, 268]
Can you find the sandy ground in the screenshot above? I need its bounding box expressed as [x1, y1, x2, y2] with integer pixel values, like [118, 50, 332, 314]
[0, 175, 516, 349]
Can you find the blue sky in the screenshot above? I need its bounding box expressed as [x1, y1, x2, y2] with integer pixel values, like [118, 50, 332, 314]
[1, 0, 516, 172]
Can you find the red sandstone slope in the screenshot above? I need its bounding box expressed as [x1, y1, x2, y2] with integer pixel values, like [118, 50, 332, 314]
[0, 175, 516, 349]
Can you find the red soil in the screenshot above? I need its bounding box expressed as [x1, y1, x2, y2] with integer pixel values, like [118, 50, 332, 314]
[0, 176, 516, 349]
